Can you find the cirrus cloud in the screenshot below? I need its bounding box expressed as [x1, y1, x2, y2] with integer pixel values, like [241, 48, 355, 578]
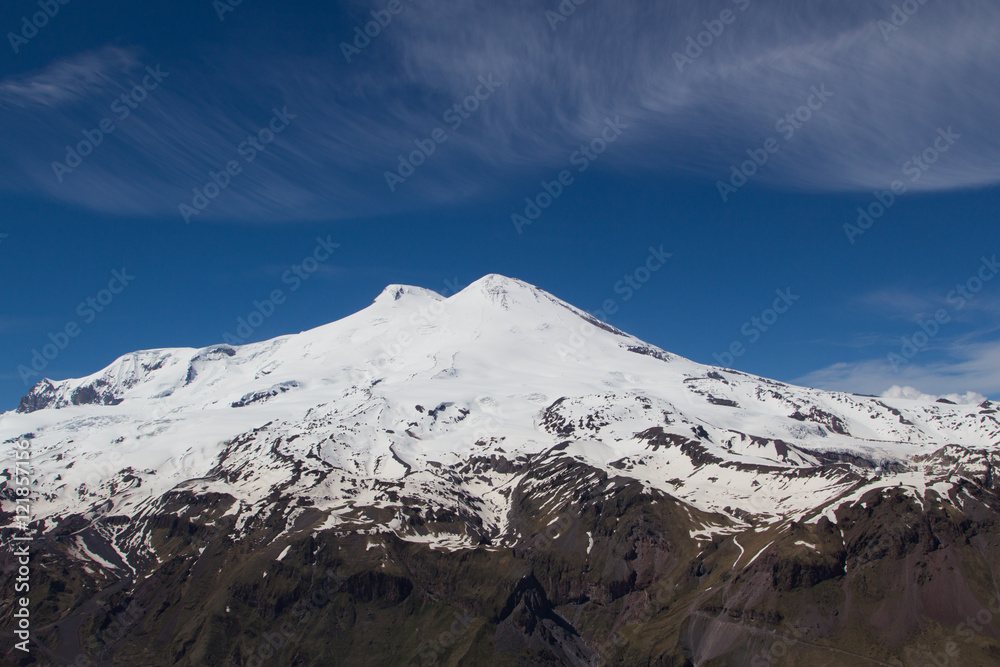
[0, 0, 997, 222]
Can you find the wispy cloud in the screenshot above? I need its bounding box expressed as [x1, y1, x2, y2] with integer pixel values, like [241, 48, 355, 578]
[377, 0, 1000, 192]
[799, 340, 1000, 399]
[0, 0, 998, 221]
[856, 287, 1000, 324]
[0, 315, 51, 334]
[0, 46, 139, 108]
[809, 332, 892, 349]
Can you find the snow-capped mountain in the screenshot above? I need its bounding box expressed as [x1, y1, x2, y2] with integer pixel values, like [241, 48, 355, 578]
[6, 274, 997, 534]
[3, 275, 1000, 666]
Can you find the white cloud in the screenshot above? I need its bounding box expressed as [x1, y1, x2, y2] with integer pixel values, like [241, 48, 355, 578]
[1, 0, 998, 220]
[855, 285, 1000, 324]
[881, 385, 986, 405]
[798, 341, 1000, 400]
[384, 0, 1000, 192]
[0, 46, 139, 108]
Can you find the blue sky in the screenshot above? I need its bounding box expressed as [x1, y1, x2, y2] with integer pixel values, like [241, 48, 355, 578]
[1, 0, 999, 410]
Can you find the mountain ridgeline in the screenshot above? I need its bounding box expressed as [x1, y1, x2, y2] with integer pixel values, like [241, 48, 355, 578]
[2, 275, 1000, 666]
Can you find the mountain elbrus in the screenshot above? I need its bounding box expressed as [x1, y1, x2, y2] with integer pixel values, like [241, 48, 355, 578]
[3, 276, 1000, 666]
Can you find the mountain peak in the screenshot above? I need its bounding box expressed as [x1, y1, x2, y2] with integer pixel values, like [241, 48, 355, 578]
[373, 284, 444, 305]
[469, 273, 527, 287]
[457, 274, 543, 310]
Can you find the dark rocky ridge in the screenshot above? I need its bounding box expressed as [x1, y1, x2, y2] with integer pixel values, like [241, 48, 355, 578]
[4, 445, 1000, 666]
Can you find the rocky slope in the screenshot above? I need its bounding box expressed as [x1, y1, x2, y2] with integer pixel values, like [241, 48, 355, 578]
[2, 275, 999, 666]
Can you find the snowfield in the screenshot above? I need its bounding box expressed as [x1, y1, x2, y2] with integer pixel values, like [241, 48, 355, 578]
[3, 275, 998, 550]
